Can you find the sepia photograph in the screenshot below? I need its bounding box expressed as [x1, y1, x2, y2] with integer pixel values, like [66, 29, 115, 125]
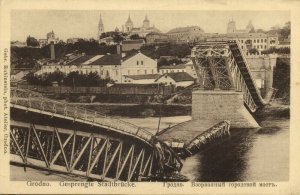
[1, 0, 299, 194]
[9, 9, 290, 182]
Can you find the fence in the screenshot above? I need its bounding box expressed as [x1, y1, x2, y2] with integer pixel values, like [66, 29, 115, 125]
[17, 84, 175, 96]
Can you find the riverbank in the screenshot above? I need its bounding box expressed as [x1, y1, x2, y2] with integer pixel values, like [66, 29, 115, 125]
[69, 103, 191, 118]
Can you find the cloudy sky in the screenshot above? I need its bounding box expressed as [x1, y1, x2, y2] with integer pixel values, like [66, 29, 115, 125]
[11, 10, 290, 41]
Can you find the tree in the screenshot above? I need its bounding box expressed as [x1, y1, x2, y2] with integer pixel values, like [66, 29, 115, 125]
[130, 34, 142, 40]
[26, 36, 39, 47]
[248, 48, 259, 55]
[113, 34, 125, 44]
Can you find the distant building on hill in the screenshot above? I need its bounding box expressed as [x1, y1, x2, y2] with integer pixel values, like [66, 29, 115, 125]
[124, 15, 161, 37]
[38, 30, 59, 47]
[11, 41, 26, 47]
[207, 32, 278, 52]
[121, 39, 145, 52]
[145, 32, 169, 44]
[166, 26, 205, 43]
[66, 38, 81, 44]
[227, 19, 255, 34]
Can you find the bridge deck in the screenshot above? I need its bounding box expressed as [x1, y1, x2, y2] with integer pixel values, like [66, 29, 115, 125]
[158, 119, 221, 145]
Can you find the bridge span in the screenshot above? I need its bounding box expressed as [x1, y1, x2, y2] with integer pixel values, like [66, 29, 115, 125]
[10, 89, 182, 181]
[190, 40, 268, 128]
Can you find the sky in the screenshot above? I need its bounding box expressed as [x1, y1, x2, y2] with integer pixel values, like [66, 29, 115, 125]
[11, 10, 290, 42]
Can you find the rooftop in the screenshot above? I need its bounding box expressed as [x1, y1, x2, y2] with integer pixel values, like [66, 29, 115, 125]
[122, 39, 145, 44]
[124, 74, 161, 80]
[157, 72, 194, 82]
[67, 54, 121, 66]
[167, 26, 204, 34]
[159, 64, 186, 69]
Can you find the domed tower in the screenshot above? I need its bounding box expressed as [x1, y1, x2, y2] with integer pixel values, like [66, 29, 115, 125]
[143, 15, 150, 28]
[246, 20, 255, 33]
[125, 14, 134, 32]
[227, 19, 236, 33]
[98, 14, 105, 39]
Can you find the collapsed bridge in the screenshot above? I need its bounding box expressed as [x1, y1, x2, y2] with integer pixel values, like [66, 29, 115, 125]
[10, 89, 182, 181]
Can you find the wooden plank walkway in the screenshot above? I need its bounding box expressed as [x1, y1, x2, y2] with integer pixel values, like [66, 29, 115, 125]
[158, 119, 221, 145]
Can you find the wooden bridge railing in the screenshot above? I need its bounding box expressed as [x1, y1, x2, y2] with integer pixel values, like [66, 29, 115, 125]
[11, 89, 154, 143]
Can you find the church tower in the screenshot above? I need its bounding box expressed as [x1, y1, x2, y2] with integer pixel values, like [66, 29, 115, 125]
[246, 20, 255, 33]
[227, 19, 236, 33]
[125, 14, 134, 32]
[98, 14, 104, 40]
[143, 15, 150, 28]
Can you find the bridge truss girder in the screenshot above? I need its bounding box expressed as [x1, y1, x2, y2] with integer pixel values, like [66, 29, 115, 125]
[191, 43, 234, 90]
[10, 120, 181, 181]
[191, 41, 264, 112]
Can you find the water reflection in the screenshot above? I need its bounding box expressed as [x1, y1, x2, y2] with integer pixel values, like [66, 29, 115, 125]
[181, 118, 289, 181]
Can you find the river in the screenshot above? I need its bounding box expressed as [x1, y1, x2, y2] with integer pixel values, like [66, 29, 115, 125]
[180, 118, 289, 181]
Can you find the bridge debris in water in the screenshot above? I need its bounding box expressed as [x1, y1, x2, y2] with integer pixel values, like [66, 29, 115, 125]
[158, 119, 231, 158]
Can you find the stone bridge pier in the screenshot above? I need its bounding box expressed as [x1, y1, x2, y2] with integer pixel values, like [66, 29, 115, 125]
[192, 90, 260, 129]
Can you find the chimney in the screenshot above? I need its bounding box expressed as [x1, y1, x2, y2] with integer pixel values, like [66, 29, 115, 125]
[116, 44, 122, 55]
[50, 43, 55, 60]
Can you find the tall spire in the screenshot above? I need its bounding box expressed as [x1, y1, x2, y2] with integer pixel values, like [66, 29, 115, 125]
[98, 14, 103, 26]
[126, 14, 132, 23]
[98, 13, 104, 40]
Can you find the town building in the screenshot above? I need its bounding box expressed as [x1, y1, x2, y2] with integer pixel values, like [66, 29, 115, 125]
[123, 74, 161, 84]
[159, 64, 186, 74]
[206, 32, 278, 52]
[158, 62, 198, 79]
[36, 50, 158, 83]
[227, 19, 254, 34]
[121, 39, 145, 52]
[66, 38, 80, 44]
[124, 15, 134, 33]
[38, 30, 59, 47]
[184, 61, 198, 79]
[124, 15, 161, 37]
[166, 26, 205, 43]
[121, 50, 158, 82]
[155, 72, 195, 87]
[11, 69, 30, 82]
[277, 36, 290, 48]
[11, 41, 26, 47]
[145, 32, 169, 44]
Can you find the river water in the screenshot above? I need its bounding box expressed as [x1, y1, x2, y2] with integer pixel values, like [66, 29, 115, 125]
[180, 118, 289, 181]
[11, 112, 289, 181]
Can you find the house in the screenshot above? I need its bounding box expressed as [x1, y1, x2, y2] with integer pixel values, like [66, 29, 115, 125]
[11, 69, 30, 82]
[145, 32, 169, 44]
[99, 36, 115, 45]
[121, 39, 145, 52]
[123, 74, 161, 84]
[120, 50, 158, 83]
[184, 61, 198, 79]
[155, 72, 195, 87]
[38, 54, 122, 82]
[37, 50, 158, 84]
[159, 64, 186, 74]
[159, 62, 198, 79]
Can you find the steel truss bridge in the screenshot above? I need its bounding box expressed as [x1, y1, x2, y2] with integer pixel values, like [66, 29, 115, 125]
[10, 89, 182, 181]
[191, 40, 266, 112]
